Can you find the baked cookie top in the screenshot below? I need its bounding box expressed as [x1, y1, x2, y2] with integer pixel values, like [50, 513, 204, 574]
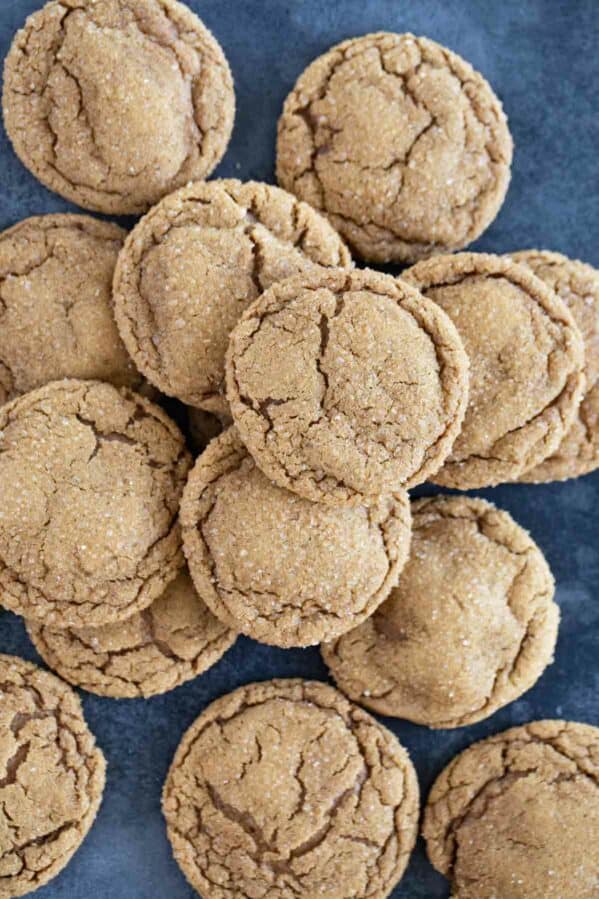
[2, 0, 235, 214]
[163, 678, 419, 899]
[404, 252, 585, 489]
[509, 250, 599, 482]
[180, 428, 411, 647]
[0, 379, 190, 628]
[277, 32, 512, 263]
[323, 495, 558, 728]
[113, 179, 352, 416]
[27, 568, 236, 699]
[423, 720, 599, 899]
[226, 267, 469, 505]
[0, 653, 105, 898]
[0, 214, 142, 405]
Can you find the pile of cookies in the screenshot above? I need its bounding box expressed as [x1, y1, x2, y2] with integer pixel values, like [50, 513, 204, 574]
[0, 2, 598, 898]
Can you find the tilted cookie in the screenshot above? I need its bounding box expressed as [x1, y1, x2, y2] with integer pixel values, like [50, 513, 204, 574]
[2, 0, 235, 214]
[323, 496, 558, 728]
[0, 653, 105, 897]
[163, 679, 419, 899]
[423, 720, 599, 899]
[181, 428, 411, 647]
[404, 252, 585, 489]
[0, 380, 191, 628]
[113, 179, 352, 415]
[226, 268, 469, 505]
[277, 32, 512, 263]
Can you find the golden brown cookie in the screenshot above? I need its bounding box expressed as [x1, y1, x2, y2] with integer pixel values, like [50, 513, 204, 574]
[226, 268, 469, 505]
[404, 253, 586, 489]
[2, 0, 235, 215]
[113, 179, 352, 415]
[163, 678, 419, 899]
[323, 496, 558, 728]
[26, 568, 236, 699]
[180, 428, 412, 648]
[0, 379, 191, 629]
[0, 214, 143, 405]
[423, 720, 599, 899]
[277, 32, 512, 264]
[507, 251, 599, 482]
[0, 653, 105, 897]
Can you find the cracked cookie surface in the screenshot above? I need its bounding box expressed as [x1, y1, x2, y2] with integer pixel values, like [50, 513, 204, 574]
[0, 214, 142, 405]
[26, 568, 236, 699]
[180, 428, 411, 648]
[163, 678, 419, 899]
[0, 379, 191, 628]
[404, 252, 586, 490]
[113, 179, 352, 416]
[423, 720, 599, 899]
[226, 268, 469, 505]
[0, 653, 105, 898]
[507, 251, 599, 482]
[276, 32, 512, 264]
[323, 496, 558, 728]
[2, 0, 235, 215]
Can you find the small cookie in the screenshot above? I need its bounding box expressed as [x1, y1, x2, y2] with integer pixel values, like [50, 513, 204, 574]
[277, 32, 512, 264]
[0, 379, 191, 628]
[0, 653, 105, 897]
[0, 214, 142, 405]
[113, 179, 352, 415]
[226, 268, 469, 505]
[404, 253, 585, 489]
[508, 251, 599, 482]
[2, 0, 235, 214]
[26, 568, 236, 699]
[323, 496, 558, 728]
[163, 678, 419, 899]
[181, 428, 412, 647]
[423, 720, 599, 899]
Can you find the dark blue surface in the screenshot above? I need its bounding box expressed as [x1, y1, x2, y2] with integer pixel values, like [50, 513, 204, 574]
[0, 2, 598, 897]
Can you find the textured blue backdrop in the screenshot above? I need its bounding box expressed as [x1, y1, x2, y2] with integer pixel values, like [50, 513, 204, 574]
[0, 1, 598, 897]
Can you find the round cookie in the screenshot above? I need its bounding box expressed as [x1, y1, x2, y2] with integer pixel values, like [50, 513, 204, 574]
[0, 653, 105, 897]
[180, 428, 412, 647]
[0, 214, 142, 405]
[2, 0, 235, 215]
[323, 496, 558, 728]
[423, 720, 599, 899]
[26, 568, 236, 699]
[403, 252, 586, 489]
[113, 179, 352, 415]
[163, 678, 419, 899]
[508, 251, 599, 482]
[226, 268, 469, 505]
[277, 32, 512, 264]
[0, 379, 191, 628]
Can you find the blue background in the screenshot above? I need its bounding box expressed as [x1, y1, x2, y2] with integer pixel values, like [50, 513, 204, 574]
[1, 1, 598, 897]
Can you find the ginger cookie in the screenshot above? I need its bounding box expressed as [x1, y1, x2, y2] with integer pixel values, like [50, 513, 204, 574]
[277, 32, 512, 264]
[0, 653, 105, 897]
[2, 0, 235, 215]
[113, 179, 352, 416]
[163, 678, 419, 899]
[323, 496, 558, 729]
[508, 250, 599, 482]
[26, 568, 236, 699]
[180, 428, 412, 648]
[0, 379, 191, 629]
[0, 214, 142, 405]
[226, 268, 469, 505]
[423, 720, 599, 899]
[404, 252, 586, 489]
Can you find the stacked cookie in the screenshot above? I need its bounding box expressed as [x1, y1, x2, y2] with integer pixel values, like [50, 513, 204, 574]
[1, 2, 598, 899]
